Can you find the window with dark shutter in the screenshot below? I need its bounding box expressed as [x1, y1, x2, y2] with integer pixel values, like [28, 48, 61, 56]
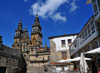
[68, 39, 72, 44]
[62, 52, 67, 59]
[61, 40, 66, 47]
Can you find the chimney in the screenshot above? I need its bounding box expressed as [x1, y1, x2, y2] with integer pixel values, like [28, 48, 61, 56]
[0, 36, 2, 45]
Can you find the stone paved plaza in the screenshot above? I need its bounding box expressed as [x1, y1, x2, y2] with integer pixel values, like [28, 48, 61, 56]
[27, 71, 79, 73]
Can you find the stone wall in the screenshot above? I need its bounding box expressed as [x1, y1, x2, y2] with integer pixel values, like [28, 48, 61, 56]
[50, 40, 60, 62]
[0, 37, 26, 73]
[50, 39, 70, 62]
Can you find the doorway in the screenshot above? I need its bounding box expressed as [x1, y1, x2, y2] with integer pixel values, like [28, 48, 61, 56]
[0, 67, 6, 73]
[91, 60, 97, 73]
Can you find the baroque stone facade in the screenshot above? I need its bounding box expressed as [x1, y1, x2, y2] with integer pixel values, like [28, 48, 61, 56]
[12, 14, 50, 72]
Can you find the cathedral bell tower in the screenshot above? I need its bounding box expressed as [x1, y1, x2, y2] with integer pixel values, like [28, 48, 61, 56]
[31, 13, 42, 47]
[12, 20, 23, 51]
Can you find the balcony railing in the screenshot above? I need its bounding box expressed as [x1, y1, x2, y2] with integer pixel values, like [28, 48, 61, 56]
[70, 17, 99, 56]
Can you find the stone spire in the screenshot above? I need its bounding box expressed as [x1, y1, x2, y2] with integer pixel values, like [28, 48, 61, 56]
[17, 19, 23, 31]
[19, 19, 22, 24]
[33, 12, 41, 27]
[14, 19, 23, 39]
[31, 12, 42, 35]
[36, 12, 38, 18]
[24, 26, 28, 32]
[22, 26, 30, 39]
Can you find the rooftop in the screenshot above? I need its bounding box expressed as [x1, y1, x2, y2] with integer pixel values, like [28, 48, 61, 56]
[48, 33, 78, 39]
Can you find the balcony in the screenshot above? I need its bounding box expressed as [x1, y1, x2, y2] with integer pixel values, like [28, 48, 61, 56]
[70, 17, 99, 56]
[71, 32, 98, 55]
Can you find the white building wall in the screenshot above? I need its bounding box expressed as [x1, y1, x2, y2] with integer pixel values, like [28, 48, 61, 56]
[51, 35, 77, 52]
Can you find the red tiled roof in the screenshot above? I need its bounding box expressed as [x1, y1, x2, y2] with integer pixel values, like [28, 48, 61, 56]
[49, 62, 69, 65]
[62, 58, 67, 60]
[48, 33, 78, 39]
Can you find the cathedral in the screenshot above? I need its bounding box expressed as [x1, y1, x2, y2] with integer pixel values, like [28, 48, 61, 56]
[12, 14, 50, 72]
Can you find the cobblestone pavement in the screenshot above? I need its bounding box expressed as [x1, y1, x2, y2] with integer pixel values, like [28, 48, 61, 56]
[27, 71, 79, 73]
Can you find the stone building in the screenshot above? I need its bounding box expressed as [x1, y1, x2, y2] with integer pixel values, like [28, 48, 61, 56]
[70, 0, 100, 72]
[48, 33, 78, 72]
[0, 36, 26, 73]
[12, 14, 50, 72]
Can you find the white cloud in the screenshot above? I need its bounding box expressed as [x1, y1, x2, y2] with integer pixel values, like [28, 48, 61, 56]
[30, 0, 68, 22]
[70, 0, 78, 12]
[52, 13, 66, 22]
[24, 0, 28, 2]
[29, 0, 79, 22]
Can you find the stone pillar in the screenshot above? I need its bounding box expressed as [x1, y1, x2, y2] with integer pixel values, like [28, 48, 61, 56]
[0, 36, 2, 45]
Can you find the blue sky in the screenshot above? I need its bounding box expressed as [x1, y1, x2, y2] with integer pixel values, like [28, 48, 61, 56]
[0, 0, 93, 47]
